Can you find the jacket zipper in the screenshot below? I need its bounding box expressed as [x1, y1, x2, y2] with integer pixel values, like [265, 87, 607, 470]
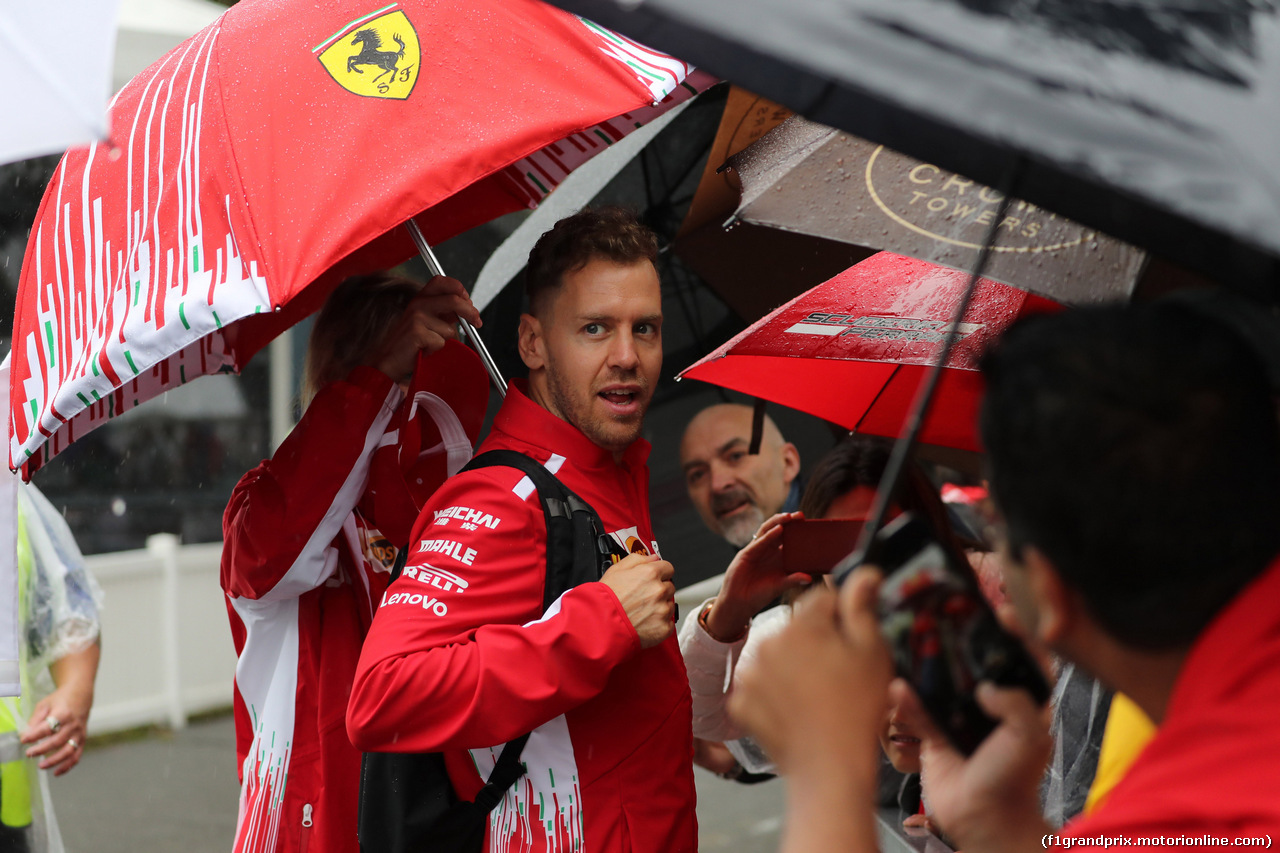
[300, 803, 313, 853]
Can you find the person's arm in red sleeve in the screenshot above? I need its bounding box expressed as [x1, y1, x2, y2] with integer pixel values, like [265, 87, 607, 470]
[347, 470, 660, 752]
[221, 366, 402, 602]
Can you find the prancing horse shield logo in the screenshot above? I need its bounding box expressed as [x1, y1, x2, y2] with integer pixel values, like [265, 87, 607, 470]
[315, 5, 421, 100]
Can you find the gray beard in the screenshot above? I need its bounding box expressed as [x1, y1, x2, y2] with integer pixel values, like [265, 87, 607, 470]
[720, 504, 766, 549]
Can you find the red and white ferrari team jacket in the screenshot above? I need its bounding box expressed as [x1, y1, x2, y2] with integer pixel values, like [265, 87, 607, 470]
[348, 383, 698, 853]
[222, 347, 487, 853]
[222, 366, 409, 853]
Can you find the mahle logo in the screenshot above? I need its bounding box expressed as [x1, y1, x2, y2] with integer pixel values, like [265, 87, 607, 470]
[315, 4, 420, 99]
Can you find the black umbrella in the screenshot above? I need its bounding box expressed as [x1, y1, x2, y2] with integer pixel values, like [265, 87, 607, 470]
[724, 116, 1147, 305]
[550, 0, 1280, 299]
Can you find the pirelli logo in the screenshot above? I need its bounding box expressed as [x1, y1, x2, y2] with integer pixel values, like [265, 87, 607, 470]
[403, 564, 469, 593]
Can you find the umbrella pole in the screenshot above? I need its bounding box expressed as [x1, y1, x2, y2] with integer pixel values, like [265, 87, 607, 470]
[405, 221, 508, 398]
[834, 159, 1026, 582]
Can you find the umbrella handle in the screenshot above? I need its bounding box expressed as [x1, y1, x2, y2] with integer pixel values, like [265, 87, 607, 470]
[405, 221, 508, 398]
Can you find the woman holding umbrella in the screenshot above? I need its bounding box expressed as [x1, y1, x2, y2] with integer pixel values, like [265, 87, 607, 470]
[220, 274, 485, 853]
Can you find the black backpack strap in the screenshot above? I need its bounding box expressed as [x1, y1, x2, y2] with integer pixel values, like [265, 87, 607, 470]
[463, 449, 620, 608]
[471, 733, 531, 812]
[389, 539, 410, 583]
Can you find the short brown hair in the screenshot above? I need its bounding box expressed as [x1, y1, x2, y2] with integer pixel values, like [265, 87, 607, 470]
[525, 207, 658, 317]
[301, 272, 420, 407]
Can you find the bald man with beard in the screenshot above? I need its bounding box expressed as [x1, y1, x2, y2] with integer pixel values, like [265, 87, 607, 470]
[678, 403, 802, 779]
[680, 404, 802, 548]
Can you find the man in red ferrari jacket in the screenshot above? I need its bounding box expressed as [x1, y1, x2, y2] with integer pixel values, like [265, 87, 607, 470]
[347, 207, 696, 852]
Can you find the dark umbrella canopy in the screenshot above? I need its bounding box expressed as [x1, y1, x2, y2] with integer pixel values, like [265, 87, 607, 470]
[547, 0, 1280, 299]
[671, 88, 877, 321]
[727, 117, 1147, 305]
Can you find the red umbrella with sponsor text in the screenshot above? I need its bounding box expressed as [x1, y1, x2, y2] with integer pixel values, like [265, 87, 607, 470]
[677, 251, 1059, 453]
[10, 0, 712, 476]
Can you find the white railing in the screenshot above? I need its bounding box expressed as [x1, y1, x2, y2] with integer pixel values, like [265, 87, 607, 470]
[86, 536, 234, 736]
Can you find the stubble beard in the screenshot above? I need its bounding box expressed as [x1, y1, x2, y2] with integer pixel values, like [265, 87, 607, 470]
[545, 362, 647, 454]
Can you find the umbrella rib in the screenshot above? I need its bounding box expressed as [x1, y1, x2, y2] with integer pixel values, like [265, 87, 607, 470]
[851, 363, 901, 437]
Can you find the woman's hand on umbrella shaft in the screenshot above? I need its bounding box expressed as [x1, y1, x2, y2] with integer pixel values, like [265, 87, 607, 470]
[371, 275, 483, 382]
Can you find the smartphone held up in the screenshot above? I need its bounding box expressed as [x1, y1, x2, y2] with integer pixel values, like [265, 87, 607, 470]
[837, 512, 1050, 755]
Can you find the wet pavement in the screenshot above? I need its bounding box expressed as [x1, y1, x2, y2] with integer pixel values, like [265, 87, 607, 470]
[51, 713, 785, 852]
[51, 715, 241, 853]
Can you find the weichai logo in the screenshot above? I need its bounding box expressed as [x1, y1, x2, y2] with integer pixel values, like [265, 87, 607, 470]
[314, 4, 421, 99]
[433, 506, 502, 531]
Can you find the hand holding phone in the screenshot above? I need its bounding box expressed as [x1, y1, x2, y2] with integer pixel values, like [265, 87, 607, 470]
[859, 513, 1050, 755]
[705, 512, 810, 642]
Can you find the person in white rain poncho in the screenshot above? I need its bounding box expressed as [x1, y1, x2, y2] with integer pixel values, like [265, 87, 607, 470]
[0, 481, 103, 853]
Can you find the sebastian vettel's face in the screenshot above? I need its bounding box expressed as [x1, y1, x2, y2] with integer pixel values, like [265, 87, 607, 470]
[521, 258, 663, 457]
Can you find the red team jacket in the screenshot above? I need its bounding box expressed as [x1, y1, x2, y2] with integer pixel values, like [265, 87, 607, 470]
[222, 347, 486, 853]
[348, 383, 698, 853]
[222, 367, 409, 853]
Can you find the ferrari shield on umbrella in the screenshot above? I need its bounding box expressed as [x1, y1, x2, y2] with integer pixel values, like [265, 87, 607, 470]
[315, 8, 422, 99]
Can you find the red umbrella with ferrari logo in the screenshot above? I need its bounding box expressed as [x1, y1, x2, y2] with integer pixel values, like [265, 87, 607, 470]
[678, 251, 1059, 454]
[10, 0, 711, 475]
